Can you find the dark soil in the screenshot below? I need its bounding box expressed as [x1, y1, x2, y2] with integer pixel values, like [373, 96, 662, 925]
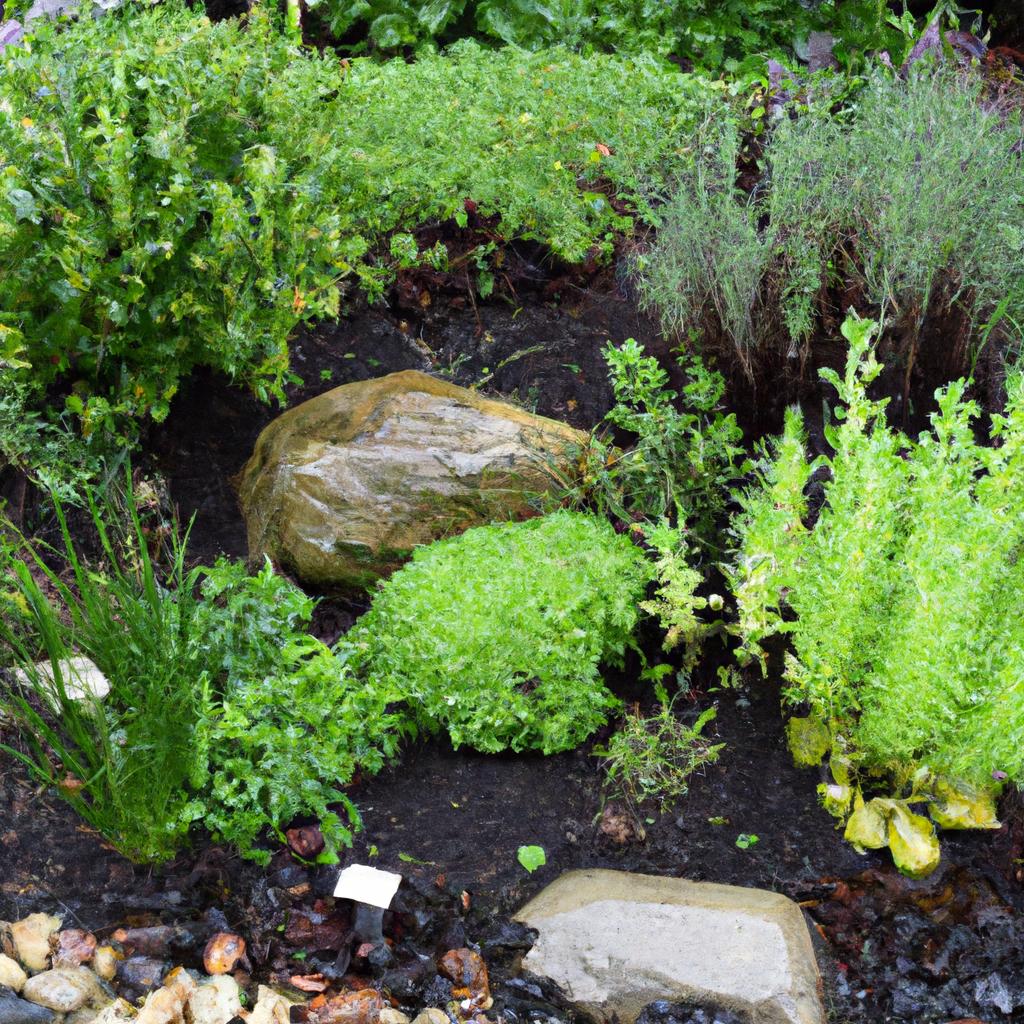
[3, 275, 1024, 1024]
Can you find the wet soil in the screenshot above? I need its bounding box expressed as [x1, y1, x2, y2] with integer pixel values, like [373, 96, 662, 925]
[3, 276, 1024, 1023]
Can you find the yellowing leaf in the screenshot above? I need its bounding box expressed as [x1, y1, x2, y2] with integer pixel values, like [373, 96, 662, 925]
[888, 804, 940, 879]
[818, 781, 852, 819]
[843, 793, 889, 851]
[786, 715, 830, 767]
[929, 778, 1001, 831]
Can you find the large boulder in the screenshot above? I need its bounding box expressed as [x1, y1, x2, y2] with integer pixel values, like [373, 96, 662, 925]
[239, 371, 585, 589]
[516, 870, 825, 1024]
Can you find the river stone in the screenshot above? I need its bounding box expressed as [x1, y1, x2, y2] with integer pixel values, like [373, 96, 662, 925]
[515, 870, 825, 1024]
[187, 974, 243, 1023]
[0, 987, 57, 1023]
[21, 967, 104, 1012]
[0, 952, 28, 992]
[238, 370, 585, 589]
[10, 913, 62, 972]
[14, 657, 110, 702]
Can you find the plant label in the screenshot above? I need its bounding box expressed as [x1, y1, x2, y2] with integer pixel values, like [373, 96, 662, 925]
[333, 864, 402, 908]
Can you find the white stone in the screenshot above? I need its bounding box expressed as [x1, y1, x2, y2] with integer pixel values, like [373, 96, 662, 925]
[379, 1010, 412, 1024]
[87, 999, 138, 1023]
[21, 967, 104, 1012]
[411, 1010, 450, 1024]
[516, 869, 825, 1024]
[186, 975, 243, 1024]
[135, 968, 196, 1024]
[15, 656, 110, 702]
[248, 986, 294, 1024]
[0, 951, 28, 992]
[10, 913, 62, 972]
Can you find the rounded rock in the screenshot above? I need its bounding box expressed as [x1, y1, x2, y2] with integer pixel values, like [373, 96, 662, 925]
[54, 930, 97, 969]
[21, 967, 103, 1013]
[202, 932, 246, 975]
[187, 974, 243, 1024]
[10, 913, 62, 973]
[0, 987, 58, 1024]
[0, 950, 29, 992]
[92, 946, 121, 982]
[412, 1010, 451, 1024]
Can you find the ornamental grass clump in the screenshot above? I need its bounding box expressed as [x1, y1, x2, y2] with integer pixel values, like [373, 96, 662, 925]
[348, 510, 653, 754]
[730, 313, 1024, 876]
[0, 484, 401, 865]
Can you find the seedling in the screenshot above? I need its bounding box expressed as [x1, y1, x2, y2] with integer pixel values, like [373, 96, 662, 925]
[517, 845, 546, 873]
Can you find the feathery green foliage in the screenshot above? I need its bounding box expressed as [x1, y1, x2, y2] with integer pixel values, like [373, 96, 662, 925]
[0, 2, 712, 441]
[595, 691, 722, 817]
[349, 511, 653, 754]
[639, 69, 1024, 369]
[730, 313, 1024, 868]
[572, 339, 746, 551]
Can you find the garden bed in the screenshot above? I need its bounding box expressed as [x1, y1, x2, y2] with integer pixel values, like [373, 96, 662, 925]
[4, 277, 1024, 1023]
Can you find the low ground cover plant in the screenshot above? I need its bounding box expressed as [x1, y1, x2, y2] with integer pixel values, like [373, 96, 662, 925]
[0, 1, 713, 446]
[639, 67, 1024, 376]
[729, 313, 1021, 876]
[1, 500, 662, 860]
[347, 510, 653, 754]
[595, 684, 722, 819]
[0, 488, 401, 864]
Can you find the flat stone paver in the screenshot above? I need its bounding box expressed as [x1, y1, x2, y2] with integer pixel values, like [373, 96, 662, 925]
[516, 869, 825, 1024]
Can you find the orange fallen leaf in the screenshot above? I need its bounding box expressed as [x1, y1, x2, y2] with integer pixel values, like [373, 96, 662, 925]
[290, 974, 329, 993]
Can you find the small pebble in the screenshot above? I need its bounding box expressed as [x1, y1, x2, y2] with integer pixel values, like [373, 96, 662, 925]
[10, 913, 62, 972]
[21, 967, 103, 1013]
[0, 950, 29, 992]
[92, 945, 121, 981]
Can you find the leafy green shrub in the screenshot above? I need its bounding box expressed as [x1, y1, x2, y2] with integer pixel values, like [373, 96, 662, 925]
[571, 339, 746, 551]
[189, 561, 404, 863]
[349, 511, 653, 754]
[729, 313, 1022, 874]
[0, 489, 400, 864]
[0, 2, 713, 438]
[313, 0, 901, 69]
[639, 69, 1024, 371]
[595, 688, 722, 818]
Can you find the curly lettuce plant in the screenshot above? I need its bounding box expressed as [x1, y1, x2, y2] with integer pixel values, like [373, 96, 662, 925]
[730, 313, 1021, 877]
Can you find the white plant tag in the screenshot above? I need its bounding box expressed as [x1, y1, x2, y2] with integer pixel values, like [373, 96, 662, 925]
[333, 864, 402, 908]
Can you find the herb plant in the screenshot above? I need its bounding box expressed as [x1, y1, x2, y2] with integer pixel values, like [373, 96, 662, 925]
[573, 339, 746, 551]
[0, 486, 401, 864]
[729, 313, 1021, 875]
[348, 511, 653, 754]
[639, 69, 1024, 375]
[595, 686, 722, 818]
[0, 491, 213, 862]
[0, 2, 713, 447]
